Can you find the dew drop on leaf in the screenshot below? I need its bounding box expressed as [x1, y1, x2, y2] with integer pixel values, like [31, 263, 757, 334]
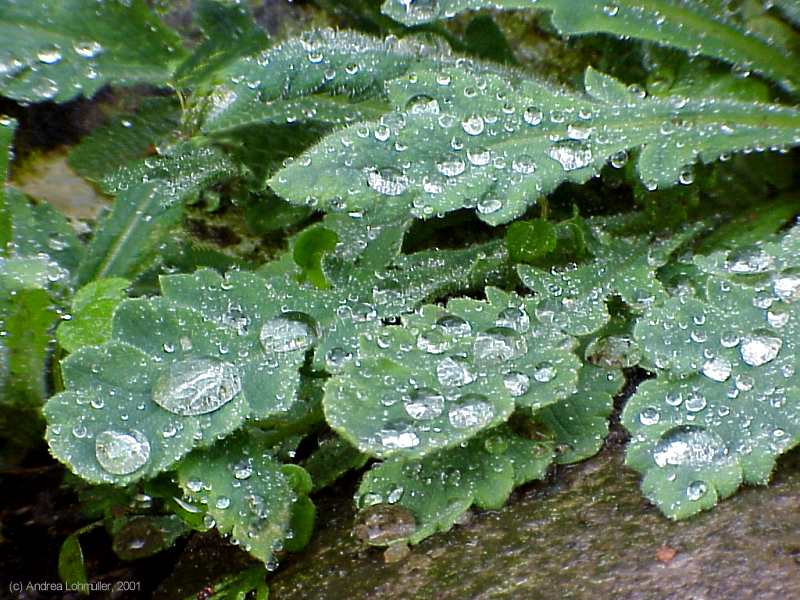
[448, 394, 493, 429]
[473, 327, 527, 363]
[503, 371, 530, 397]
[404, 387, 445, 420]
[436, 315, 471, 337]
[95, 430, 150, 475]
[653, 426, 728, 468]
[152, 358, 242, 416]
[686, 480, 708, 501]
[436, 356, 475, 387]
[547, 140, 593, 171]
[739, 334, 782, 366]
[366, 167, 409, 196]
[259, 312, 319, 353]
[701, 357, 732, 382]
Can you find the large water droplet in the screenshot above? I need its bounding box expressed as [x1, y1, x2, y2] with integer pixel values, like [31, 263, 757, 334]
[417, 330, 448, 354]
[701, 357, 732, 382]
[774, 274, 800, 303]
[436, 356, 475, 387]
[523, 106, 543, 126]
[503, 371, 530, 396]
[406, 94, 440, 114]
[95, 430, 150, 475]
[153, 358, 242, 416]
[653, 426, 728, 468]
[461, 113, 485, 136]
[727, 248, 775, 274]
[448, 394, 493, 429]
[639, 406, 660, 426]
[436, 315, 471, 337]
[366, 167, 409, 196]
[547, 140, 593, 171]
[495, 307, 530, 333]
[73, 40, 103, 58]
[37, 45, 62, 64]
[436, 158, 466, 178]
[473, 327, 527, 363]
[378, 422, 420, 450]
[739, 334, 782, 366]
[259, 312, 319, 353]
[404, 387, 445, 420]
[533, 361, 557, 383]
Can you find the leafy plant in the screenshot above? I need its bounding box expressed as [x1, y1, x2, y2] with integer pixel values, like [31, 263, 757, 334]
[1, 0, 799, 594]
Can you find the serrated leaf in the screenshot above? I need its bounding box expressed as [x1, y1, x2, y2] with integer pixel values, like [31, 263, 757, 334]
[355, 424, 554, 545]
[325, 287, 579, 459]
[537, 363, 623, 464]
[77, 144, 236, 284]
[518, 223, 687, 336]
[68, 98, 181, 183]
[381, 0, 800, 90]
[271, 63, 800, 226]
[56, 278, 130, 353]
[623, 232, 800, 518]
[195, 29, 430, 135]
[0, 0, 184, 103]
[173, 0, 269, 88]
[177, 431, 296, 563]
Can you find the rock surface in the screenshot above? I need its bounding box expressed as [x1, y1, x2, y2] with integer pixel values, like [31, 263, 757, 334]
[270, 448, 800, 600]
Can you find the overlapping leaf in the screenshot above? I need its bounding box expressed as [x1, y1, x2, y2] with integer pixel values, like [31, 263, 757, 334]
[326, 287, 579, 459]
[0, 0, 184, 103]
[271, 63, 800, 226]
[623, 227, 800, 518]
[518, 222, 687, 336]
[355, 424, 554, 545]
[381, 0, 800, 90]
[177, 431, 298, 563]
[195, 29, 437, 135]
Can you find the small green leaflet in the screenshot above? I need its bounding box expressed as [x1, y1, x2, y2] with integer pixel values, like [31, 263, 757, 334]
[56, 278, 130, 353]
[0, 0, 184, 103]
[624, 228, 800, 518]
[271, 63, 800, 226]
[195, 29, 431, 135]
[355, 424, 554, 545]
[177, 431, 298, 564]
[326, 288, 579, 459]
[381, 0, 800, 91]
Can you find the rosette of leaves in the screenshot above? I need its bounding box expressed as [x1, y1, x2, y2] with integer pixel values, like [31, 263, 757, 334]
[271, 61, 800, 226]
[325, 287, 580, 459]
[623, 226, 800, 518]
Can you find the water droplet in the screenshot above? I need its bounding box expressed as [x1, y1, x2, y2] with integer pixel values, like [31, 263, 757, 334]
[467, 147, 491, 166]
[461, 113, 485, 136]
[95, 430, 150, 475]
[417, 330, 448, 354]
[448, 394, 493, 429]
[436, 315, 471, 337]
[354, 504, 416, 546]
[774, 274, 800, 303]
[496, 307, 530, 333]
[37, 45, 62, 64]
[477, 196, 502, 215]
[686, 480, 708, 501]
[215, 496, 231, 510]
[720, 331, 740, 348]
[727, 248, 775, 274]
[639, 407, 660, 425]
[701, 357, 732, 382]
[473, 327, 527, 363]
[366, 167, 409, 196]
[153, 358, 241, 416]
[259, 312, 319, 353]
[523, 106, 543, 126]
[436, 356, 475, 387]
[533, 361, 557, 383]
[653, 426, 728, 468]
[436, 159, 466, 178]
[406, 94, 439, 114]
[610, 150, 628, 168]
[378, 422, 420, 449]
[685, 391, 707, 413]
[325, 347, 353, 370]
[548, 140, 593, 171]
[740, 334, 782, 366]
[503, 371, 530, 396]
[233, 461, 252, 480]
[603, 3, 620, 16]
[585, 336, 641, 368]
[404, 387, 445, 420]
[512, 154, 537, 175]
[73, 40, 103, 58]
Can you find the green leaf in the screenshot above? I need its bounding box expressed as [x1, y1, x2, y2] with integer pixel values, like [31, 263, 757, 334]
[177, 431, 296, 563]
[623, 231, 800, 518]
[537, 363, 623, 464]
[58, 529, 90, 593]
[355, 424, 554, 545]
[380, 0, 800, 90]
[0, 117, 14, 251]
[325, 287, 579, 459]
[194, 29, 428, 135]
[111, 514, 189, 560]
[293, 226, 339, 289]
[302, 435, 368, 491]
[77, 144, 236, 284]
[270, 63, 800, 226]
[173, 0, 269, 88]
[506, 219, 557, 264]
[56, 278, 130, 353]
[518, 222, 687, 336]
[68, 98, 181, 183]
[0, 0, 184, 103]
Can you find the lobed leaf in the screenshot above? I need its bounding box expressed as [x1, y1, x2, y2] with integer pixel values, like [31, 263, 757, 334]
[271, 63, 800, 226]
[623, 228, 800, 518]
[381, 0, 800, 90]
[325, 287, 579, 459]
[0, 0, 184, 103]
[56, 277, 130, 353]
[355, 424, 554, 545]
